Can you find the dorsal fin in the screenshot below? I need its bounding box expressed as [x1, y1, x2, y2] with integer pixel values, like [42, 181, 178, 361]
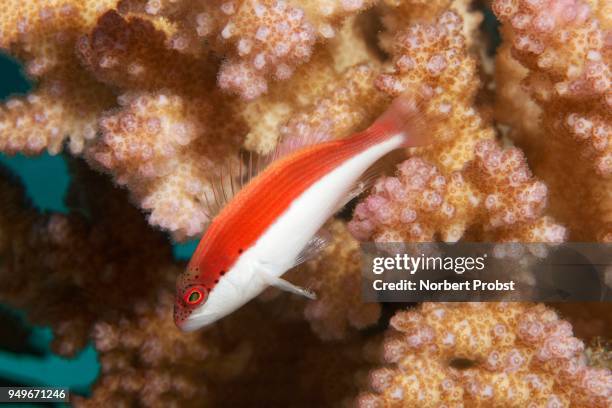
[202, 149, 278, 220]
[202, 136, 403, 222]
[202, 154, 243, 219]
[271, 128, 332, 161]
[203, 128, 334, 220]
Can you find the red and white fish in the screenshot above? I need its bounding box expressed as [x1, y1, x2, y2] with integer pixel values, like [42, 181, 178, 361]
[174, 95, 430, 331]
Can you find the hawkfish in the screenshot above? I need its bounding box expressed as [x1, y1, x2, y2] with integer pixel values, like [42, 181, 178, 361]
[174, 94, 431, 331]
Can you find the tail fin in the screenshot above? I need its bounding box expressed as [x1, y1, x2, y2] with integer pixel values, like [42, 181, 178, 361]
[371, 93, 431, 148]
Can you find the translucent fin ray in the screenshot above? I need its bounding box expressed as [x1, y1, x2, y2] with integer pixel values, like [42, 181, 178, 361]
[200, 127, 340, 220]
[271, 130, 332, 162]
[201, 154, 243, 219]
[293, 229, 331, 267]
[257, 265, 317, 299]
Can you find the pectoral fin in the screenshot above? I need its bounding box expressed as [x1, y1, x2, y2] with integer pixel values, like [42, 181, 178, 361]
[292, 229, 331, 267]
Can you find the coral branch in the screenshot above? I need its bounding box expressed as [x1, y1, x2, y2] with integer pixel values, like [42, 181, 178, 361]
[358, 303, 612, 407]
[85, 90, 242, 239]
[0, 1, 117, 154]
[493, 0, 611, 241]
[118, 0, 377, 99]
[349, 141, 566, 243]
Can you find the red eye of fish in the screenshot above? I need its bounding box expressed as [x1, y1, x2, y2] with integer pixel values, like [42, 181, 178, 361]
[184, 286, 205, 306]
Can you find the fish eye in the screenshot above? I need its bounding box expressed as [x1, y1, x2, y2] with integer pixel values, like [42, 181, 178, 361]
[184, 286, 206, 306]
